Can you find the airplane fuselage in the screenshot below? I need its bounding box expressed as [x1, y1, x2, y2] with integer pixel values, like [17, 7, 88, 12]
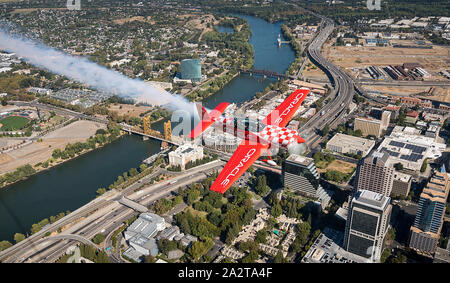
[209, 116, 305, 158]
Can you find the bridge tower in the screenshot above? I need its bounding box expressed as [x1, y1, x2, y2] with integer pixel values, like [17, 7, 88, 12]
[164, 120, 172, 141]
[143, 115, 151, 135]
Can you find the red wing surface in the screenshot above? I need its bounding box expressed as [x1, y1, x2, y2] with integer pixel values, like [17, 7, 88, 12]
[262, 89, 310, 128]
[188, 102, 230, 139]
[210, 141, 269, 194]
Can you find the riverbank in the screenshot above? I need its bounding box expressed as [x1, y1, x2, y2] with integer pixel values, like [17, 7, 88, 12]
[185, 16, 254, 102]
[0, 122, 122, 190]
[0, 14, 296, 244]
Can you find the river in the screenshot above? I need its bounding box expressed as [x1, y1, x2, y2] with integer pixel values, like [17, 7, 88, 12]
[0, 15, 295, 242]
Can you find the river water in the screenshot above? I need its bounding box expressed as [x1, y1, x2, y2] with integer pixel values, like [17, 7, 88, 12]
[0, 15, 295, 242]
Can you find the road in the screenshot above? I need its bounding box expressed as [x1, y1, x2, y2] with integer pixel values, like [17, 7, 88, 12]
[291, 9, 356, 150]
[0, 160, 224, 263]
[13, 100, 108, 125]
[359, 80, 450, 87]
[1, 6, 385, 263]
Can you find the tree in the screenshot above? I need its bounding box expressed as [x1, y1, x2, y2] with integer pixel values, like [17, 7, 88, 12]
[321, 124, 330, 137]
[255, 175, 270, 196]
[274, 250, 285, 263]
[92, 233, 105, 245]
[186, 189, 200, 205]
[241, 250, 258, 263]
[0, 240, 12, 251]
[420, 159, 427, 173]
[380, 248, 390, 263]
[129, 168, 139, 177]
[139, 163, 148, 172]
[14, 233, 26, 244]
[271, 203, 282, 218]
[255, 230, 267, 244]
[297, 222, 311, 246]
[394, 163, 404, 170]
[188, 238, 213, 260]
[313, 152, 325, 164]
[144, 254, 156, 263]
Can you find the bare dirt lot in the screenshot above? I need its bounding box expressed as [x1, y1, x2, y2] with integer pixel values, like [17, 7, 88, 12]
[107, 103, 153, 117]
[364, 85, 450, 103]
[0, 120, 105, 174]
[420, 87, 450, 103]
[324, 40, 450, 79]
[301, 58, 329, 81]
[317, 159, 356, 174]
[113, 16, 155, 25]
[180, 13, 219, 40]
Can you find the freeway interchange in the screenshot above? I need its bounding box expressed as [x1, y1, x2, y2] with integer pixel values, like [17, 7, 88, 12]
[0, 161, 224, 263]
[0, 9, 361, 263]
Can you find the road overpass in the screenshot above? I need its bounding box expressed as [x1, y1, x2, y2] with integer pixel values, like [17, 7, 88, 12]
[118, 196, 148, 213]
[0, 160, 224, 263]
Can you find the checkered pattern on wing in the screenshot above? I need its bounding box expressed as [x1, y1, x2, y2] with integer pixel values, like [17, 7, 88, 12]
[260, 125, 298, 146]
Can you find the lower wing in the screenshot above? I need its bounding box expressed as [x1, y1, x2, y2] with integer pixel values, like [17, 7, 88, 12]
[210, 141, 269, 194]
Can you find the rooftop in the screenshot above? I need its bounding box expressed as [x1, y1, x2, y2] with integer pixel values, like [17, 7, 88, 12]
[286, 154, 314, 166]
[125, 212, 165, 240]
[420, 171, 449, 203]
[301, 228, 370, 263]
[393, 171, 412, 183]
[355, 117, 382, 124]
[327, 133, 375, 153]
[353, 189, 390, 211]
[434, 248, 450, 263]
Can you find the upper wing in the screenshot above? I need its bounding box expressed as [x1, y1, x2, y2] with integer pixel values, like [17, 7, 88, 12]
[210, 141, 269, 194]
[189, 102, 230, 139]
[261, 89, 310, 128]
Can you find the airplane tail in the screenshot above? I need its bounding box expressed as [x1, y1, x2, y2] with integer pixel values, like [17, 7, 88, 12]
[188, 102, 229, 139]
[196, 103, 211, 121]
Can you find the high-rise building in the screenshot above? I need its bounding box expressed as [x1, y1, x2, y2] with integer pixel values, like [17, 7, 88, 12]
[409, 165, 450, 255]
[282, 154, 320, 197]
[370, 108, 384, 120]
[370, 109, 390, 130]
[354, 117, 383, 138]
[381, 111, 391, 130]
[143, 115, 151, 135]
[282, 154, 332, 209]
[168, 143, 204, 170]
[164, 120, 172, 141]
[355, 151, 394, 197]
[344, 190, 392, 262]
[392, 171, 412, 197]
[180, 59, 202, 82]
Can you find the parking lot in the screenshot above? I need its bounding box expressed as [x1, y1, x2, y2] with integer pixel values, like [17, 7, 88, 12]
[302, 228, 368, 263]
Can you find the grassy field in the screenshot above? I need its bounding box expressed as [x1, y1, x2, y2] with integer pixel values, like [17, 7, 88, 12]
[317, 159, 356, 174]
[0, 116, 29, 131]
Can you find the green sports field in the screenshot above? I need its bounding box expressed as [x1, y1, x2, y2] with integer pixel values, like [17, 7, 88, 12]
[0, 116, 30, 131]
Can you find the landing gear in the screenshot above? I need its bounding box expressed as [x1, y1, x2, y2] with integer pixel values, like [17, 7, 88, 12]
[262, 150, 277, 166]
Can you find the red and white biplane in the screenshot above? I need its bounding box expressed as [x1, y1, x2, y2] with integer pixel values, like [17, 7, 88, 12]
[189, 89, 310, 194]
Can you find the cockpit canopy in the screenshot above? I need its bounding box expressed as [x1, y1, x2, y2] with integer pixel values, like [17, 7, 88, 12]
[233, 117, 267, 132]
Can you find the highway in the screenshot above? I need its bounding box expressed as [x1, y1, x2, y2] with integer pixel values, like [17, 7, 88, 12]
[293, 12, 356, 150]
[0, 160, 224, 263]
[13, 100, 108, 125]
[1, 6, 374, 263]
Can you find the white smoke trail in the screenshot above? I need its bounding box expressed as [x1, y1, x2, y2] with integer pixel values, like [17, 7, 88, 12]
[0, 29, 195, 114]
